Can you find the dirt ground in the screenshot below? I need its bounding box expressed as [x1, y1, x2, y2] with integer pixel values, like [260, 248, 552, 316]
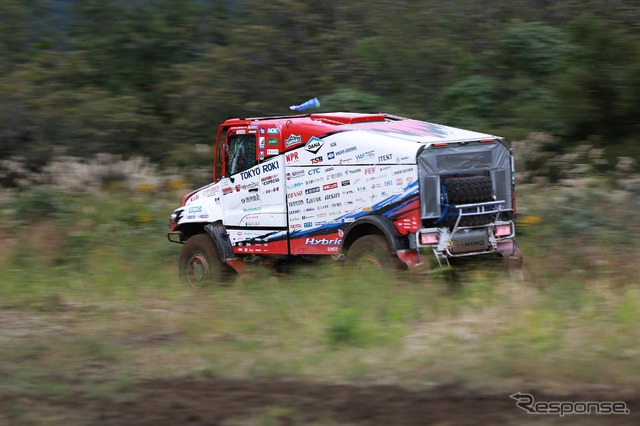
[2, 377, 638, 425]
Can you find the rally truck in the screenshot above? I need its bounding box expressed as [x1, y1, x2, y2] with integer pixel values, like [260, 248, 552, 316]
[168, 112, 522, 285]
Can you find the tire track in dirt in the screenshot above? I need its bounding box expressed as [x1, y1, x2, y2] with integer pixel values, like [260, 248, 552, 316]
[3, 377, 638, 425]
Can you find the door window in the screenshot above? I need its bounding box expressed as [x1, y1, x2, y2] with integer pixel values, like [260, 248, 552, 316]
[228, 134, 257, 175]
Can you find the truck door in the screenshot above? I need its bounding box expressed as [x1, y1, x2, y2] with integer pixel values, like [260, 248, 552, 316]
[221, 129, 288, 228]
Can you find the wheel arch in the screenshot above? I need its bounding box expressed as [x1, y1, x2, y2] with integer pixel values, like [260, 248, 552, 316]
[176, 221, 234, 264]
[341, 215, 409, 255]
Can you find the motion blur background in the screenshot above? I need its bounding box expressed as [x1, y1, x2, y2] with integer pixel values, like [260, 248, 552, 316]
[1, 1, 640, 424]
[1, 0, 639, 171]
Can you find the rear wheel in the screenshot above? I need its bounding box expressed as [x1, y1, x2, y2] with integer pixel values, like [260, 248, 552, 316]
[179, 234, 229, 287]
[344, 235, 403, 272]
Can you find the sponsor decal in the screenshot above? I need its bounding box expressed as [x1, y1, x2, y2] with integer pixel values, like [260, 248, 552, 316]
[305, 186, 320, 195]
[397, 155, 410, 161]
[262, 161, 279, 173]
[199, 214, 209, 219]
[287, 170, 305, 180]
[357, 186, 366, 192]
[265, 187, 280, 194]
[267, 128, 279, 135]
[396, 178, 404, 185]
[363, 206, 373, 211]
[287, 181, 303, 189]
[304, 237, 342, 245]
[384, 180, 393, 186]
[241, 194, 260, 204]
[236, 129, 246, 135]
[289, 200, 304, 207]
[261, 174, 278, 183]
[259, 137, 265, 148]
[259, 151, 265, 160]
[343, 218, 355, 223]
[331, 202, 342, 208]
[318, 205, 330, 211]
[323, 182, 338, 191]
[201, 186, 219, 197]
[327, 152, 335, 160]
[307, 167, 321, 175]
[314, 221, 326, 226]
[188, 206, 202, 213]
[240, 168, 261, 180]
[291, 223, 302, 230]
[304, 136, 324, 154]
[330, 142, 337, 147]
[260, 128, 265, 134]
[304, 222, 313, 228]
[324, 193, 340, 200]
[243, 206, 262, 212]
[310, 156, 323, 164]
[288, 191, 303, 199]
[341, 180, 350, 186]
[285, 134, 301, 147]
[324, 167, 334, 172]
[329, 172, 343, 179]
[305, 207, 315, 212]
[346, 168, 362, 175]
[222, 187, 233, 195]
[335, 146, 357, 156]
[289, 209, 301, 215]
[306, 196, 321, 203]
[267, 149, 279, 156]
[286, 151, 299, 163]
[355, 150, 375, 161]
[339, 158, 353, 164]
[186, 215, 195, 219]
[267, 137, 279, 146]
[261, 176, 280, 186]
[364, 167, 376, 175]
[394, 167, 414, 175]
[378, 153, 393, 162]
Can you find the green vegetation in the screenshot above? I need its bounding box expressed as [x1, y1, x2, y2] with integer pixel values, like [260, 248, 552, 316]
[0, 183, 639, 407]
[1, 0, 639, 169]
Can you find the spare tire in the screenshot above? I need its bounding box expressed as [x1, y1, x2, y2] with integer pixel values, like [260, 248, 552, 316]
[443, 175, 493, 204]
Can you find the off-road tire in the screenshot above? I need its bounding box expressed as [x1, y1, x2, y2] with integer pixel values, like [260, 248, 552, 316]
[344, 235, 403, 272]
[443, 175, 494, 227]
[444, 175, 493, 204]
[179, 234, 231, 287]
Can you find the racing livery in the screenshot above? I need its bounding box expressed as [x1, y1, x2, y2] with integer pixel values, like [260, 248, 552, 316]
[168, 112, 522, 284]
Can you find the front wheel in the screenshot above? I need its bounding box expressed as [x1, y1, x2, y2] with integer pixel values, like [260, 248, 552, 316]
[179, 234, 230, 287]
[344, 234, 403, 272]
